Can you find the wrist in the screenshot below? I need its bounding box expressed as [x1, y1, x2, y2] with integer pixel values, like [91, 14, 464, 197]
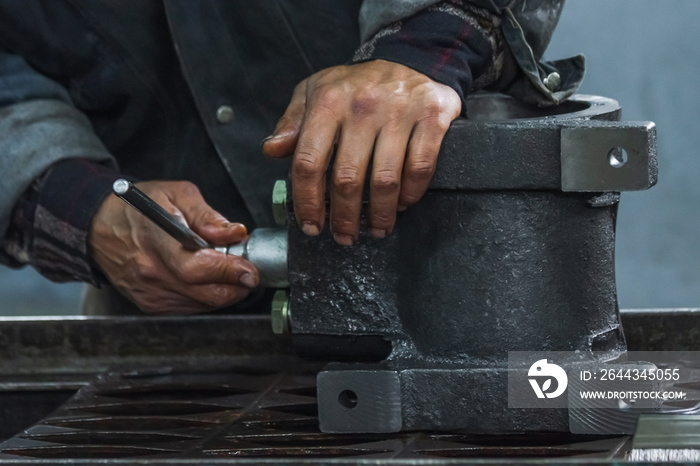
[36, 159, 126, 285]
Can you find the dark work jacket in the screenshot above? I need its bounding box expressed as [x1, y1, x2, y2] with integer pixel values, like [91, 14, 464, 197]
[0, 0, 363, 228]
[0, 0, 579, 236]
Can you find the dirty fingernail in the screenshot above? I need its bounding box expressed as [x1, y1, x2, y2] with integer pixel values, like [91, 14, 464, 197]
[302, 222, 320, 236]
[260, 135, 274, 149]
[333, 233, 354, 246]
[239, 272, 257, 288]
[369, 228, 387, 239]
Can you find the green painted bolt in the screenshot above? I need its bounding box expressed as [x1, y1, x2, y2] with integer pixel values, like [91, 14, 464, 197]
[272, 180, 288, 226]
[271, 289, 290, 335]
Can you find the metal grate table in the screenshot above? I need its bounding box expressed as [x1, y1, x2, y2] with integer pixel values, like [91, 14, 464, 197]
[0, 309, 697, 463]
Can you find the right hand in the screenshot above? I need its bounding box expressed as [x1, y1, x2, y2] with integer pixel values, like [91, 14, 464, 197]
[88, 180, 259, 315]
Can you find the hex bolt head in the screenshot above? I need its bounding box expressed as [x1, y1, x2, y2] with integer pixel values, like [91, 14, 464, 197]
[271, 289, 290, 335]
[272, 180, 288, 226]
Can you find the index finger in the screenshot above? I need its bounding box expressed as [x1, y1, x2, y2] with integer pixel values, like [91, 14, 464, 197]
[291, 107, 339, 236]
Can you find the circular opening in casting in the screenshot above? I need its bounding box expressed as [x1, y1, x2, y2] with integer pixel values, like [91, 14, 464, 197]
[338, 390, 358, 409]
[608, 147, 628, 168]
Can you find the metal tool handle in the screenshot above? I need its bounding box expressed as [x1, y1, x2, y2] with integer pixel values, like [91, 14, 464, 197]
[112, 179, 211, 251]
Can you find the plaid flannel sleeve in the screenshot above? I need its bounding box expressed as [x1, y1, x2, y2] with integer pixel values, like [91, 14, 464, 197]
[0, 158, 122, 285]
[351, 0, 505, 114]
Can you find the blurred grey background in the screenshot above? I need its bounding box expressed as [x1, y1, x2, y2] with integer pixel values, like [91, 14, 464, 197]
[547, 0, 700, 309]
[0, 0, 698, 315]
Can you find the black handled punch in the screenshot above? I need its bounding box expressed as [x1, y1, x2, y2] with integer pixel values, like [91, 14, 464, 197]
[112, 179, 212, 251]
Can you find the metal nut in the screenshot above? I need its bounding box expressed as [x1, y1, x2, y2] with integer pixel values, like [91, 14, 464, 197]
[271, 290, 290, 335]
[272, 179, 288, 226]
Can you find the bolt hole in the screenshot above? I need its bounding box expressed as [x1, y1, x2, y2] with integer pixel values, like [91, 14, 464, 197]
[338, 390, 358, 409]
[607, 147, 628, 168]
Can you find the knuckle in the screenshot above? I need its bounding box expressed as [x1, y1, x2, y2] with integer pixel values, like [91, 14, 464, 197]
[333, 166, 363, 197]
[371, 169, 400, 194]
[434, 116, 452, 132]
[351, 87, 380, 118]
[315, 85, 344, 110]
[210, 256, 237, 283]
[292, 151, 323, 181]
[406, 158, 435, 183]
[423, 99, 444, 118]
[421, 88, 451, 113]
[178, 264, 206, 284]
[420, 88, 460, 125]
[174, 180, 201, 197]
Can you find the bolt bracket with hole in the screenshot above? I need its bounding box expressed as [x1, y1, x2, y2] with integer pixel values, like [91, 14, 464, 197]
[561, 121, 656, 192]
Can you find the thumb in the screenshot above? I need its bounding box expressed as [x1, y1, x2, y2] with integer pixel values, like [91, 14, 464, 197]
[168, 181, 248, 246]
[262, 79, 307, 158]
[195, 217, 248, 247]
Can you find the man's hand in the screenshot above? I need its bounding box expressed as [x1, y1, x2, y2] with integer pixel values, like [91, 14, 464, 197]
[262, 59, 461, 245]
[88, 181, 259, 315]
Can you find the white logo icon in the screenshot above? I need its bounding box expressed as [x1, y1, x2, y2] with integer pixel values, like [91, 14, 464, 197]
[528, 359, 568, 399]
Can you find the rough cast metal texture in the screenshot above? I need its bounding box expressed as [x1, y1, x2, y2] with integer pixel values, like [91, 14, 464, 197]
[287, 94, 658, 433]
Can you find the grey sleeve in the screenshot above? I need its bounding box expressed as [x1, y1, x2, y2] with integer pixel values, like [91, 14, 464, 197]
[0, 51, 115, 238]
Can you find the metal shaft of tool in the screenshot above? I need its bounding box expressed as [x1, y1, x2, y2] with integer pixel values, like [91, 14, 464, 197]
[112, 179, 211, 251]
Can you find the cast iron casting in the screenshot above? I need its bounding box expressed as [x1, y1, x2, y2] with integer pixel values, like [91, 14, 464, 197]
[284, 93, 658, 434]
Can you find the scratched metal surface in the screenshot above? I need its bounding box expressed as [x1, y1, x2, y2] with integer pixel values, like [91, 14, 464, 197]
[0, 310, 697, 463]
[0, 364, 631, 462]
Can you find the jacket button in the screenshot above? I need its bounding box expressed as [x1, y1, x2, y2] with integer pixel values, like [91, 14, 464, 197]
[216, 105, 234, 123]
[543, 72, 561, 92]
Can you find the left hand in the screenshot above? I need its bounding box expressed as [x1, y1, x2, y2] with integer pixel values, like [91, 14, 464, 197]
[262, 59, 461, 245]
